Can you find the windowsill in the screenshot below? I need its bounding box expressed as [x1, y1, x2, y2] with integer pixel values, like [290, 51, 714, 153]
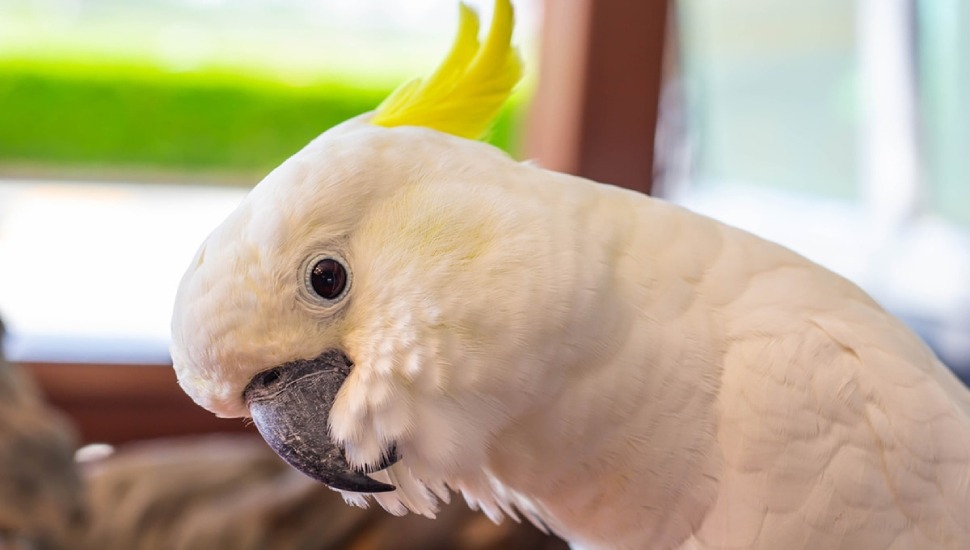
[0, 179, 249, 364]
[23, 361, 253, 444]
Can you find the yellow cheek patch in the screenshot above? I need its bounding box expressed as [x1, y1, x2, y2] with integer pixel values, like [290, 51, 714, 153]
[363, 184, 498, 265]
[413, 217, 493, 263]
[370, 0, 522, 140]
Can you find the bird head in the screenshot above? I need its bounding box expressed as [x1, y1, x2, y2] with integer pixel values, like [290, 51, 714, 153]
[170, 0, 560, 501]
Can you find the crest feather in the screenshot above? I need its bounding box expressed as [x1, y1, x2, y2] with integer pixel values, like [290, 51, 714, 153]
[370, 0, 522, 139]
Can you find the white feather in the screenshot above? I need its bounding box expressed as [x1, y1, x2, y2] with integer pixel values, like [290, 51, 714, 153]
[172, 118, 970, 549]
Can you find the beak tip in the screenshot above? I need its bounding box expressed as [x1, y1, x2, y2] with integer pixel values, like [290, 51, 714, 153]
[244, 351, 400, 495]
[303, 462, 397, 493]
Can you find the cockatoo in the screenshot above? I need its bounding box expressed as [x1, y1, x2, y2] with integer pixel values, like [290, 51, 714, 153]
[170, 1, 970, 548]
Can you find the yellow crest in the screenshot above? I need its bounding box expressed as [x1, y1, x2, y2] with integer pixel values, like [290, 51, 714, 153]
[370, 0, 522, 140]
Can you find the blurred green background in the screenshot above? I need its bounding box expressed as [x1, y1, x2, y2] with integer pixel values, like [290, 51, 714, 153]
[0, 1, 526, 184]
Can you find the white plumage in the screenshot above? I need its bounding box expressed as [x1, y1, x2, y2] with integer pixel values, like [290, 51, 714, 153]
[169, 1, 970, 548]
[170, 120, 970, 549]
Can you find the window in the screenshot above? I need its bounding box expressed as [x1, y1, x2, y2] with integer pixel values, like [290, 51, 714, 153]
[669, 0, 970, 376]
[0, 0, 538, 364]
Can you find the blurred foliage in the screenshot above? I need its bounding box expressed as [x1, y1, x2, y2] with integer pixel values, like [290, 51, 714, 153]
[0, 60, 522, 182]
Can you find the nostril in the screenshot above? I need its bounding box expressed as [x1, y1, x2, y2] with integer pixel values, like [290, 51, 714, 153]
[244, 367, 288, 403]
[256, 368, 282, 389]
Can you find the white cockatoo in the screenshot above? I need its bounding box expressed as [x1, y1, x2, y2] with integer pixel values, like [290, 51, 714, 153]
[170, 1, 970, 548]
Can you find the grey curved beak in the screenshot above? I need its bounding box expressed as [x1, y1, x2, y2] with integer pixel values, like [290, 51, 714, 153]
[244, 350, 398, 493]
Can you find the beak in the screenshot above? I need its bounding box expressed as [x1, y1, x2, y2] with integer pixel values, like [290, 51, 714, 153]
[244, 350, 399, 493]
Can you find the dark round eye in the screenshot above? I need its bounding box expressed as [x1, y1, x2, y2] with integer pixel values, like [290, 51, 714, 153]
[309, 258, 348, 300]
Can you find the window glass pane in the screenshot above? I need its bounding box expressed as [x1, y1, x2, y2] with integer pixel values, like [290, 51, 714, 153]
[919, 0, 970, 228]
[678, 0, 858, 199]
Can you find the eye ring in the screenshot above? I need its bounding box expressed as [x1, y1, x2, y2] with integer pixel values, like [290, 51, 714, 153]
[303, 254, 351, 303]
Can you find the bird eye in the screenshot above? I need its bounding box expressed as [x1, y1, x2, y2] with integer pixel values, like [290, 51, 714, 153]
[306, 257, 349, 301]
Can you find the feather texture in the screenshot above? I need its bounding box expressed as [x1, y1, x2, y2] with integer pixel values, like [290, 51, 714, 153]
[169, 1, 970, 548]
[170, 123, 970, 548]
[369, 0, 522, 139]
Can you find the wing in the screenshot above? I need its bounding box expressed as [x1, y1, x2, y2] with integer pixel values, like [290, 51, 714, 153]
[692, 255, 970, 550]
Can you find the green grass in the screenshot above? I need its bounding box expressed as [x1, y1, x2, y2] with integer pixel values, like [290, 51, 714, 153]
[0, 5, 530, 183]
[0, 60, 524, 182]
